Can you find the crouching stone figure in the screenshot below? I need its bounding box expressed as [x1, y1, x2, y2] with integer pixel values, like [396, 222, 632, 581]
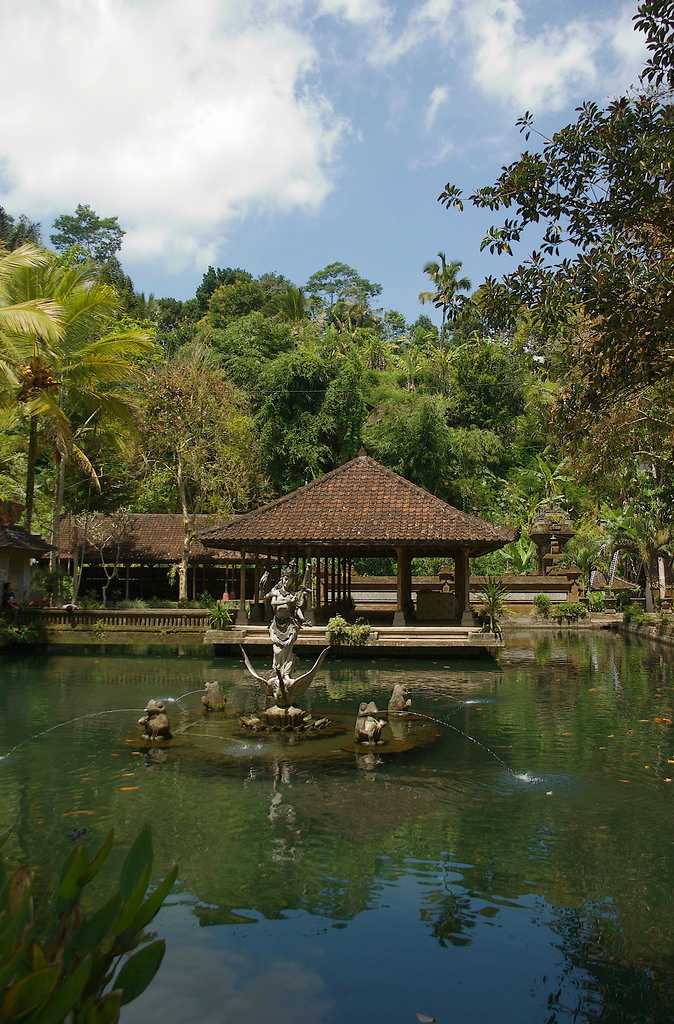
[354, 702, 388, 744]
[138, 699, 172, 740]
[202, 680, 227, 712]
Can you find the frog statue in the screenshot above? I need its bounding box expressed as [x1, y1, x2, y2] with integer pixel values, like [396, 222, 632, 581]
[138, 699, 172, 741]
[388, 683, 412, 715]
[354, 702, 388, 745]
[202, 680, 227, 712]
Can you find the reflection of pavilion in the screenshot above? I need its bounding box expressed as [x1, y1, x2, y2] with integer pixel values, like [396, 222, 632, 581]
[201, 452, 514, 650]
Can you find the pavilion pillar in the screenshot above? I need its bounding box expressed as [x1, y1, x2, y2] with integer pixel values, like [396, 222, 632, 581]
[303, 549, 314, 624]
[236, 552, 248, 625]
[394, 547, 412, 625]
[249, 554, 264, 623]
[454, 549, 473, 625]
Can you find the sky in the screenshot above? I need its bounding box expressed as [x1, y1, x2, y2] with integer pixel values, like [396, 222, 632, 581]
[0, 0, 647, 324]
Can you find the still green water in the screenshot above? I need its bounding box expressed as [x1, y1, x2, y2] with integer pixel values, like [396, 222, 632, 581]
[1, 632, 673, 1023]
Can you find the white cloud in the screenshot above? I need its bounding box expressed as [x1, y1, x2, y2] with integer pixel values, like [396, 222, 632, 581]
[317, 0, 389, 24]
[425, 85, 449, 130]
[0, 0, 346, 270]
[605, 4, 648, 93]
[370, 0, 454, 66]
[464, 0, 601, 111]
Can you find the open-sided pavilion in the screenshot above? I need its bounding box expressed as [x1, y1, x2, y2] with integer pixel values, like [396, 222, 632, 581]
[200, 452, 515, 628]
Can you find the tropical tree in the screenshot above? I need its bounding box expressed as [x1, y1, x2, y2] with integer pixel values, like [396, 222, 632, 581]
[50, 203, 125, 263]
[437, 2, 674, 411]
[603, 502, 673, 613]
[2, 256, 155, 543]
[503, 534, 536, 575]
[305, 262, 382, 311]
[141, 344, 264, 599]
[418, 253, 471, 342]
[0, 244, 66, 528]
[0, 206, 41, 250]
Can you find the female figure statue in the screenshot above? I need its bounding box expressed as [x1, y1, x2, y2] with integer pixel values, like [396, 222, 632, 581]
[260, 562, 307, 681]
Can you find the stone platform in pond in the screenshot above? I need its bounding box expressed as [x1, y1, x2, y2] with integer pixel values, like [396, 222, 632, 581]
[205, 624, 503, 655]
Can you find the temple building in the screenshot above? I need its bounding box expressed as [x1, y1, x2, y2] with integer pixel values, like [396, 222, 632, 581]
[200, 452, 515, 625]
[0, 501, 51, 604]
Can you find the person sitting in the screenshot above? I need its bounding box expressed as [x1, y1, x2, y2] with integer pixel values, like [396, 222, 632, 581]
[2, 589, 20, 622]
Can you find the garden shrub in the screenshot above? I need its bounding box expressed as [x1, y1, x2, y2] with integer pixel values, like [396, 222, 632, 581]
[588, 591, 606, 613]
[552, 602, 588, 625]
[208, 602, 234, 629]
[0, 622, 40, 647]
[326, 615, 371, 646]
[623, 602, 645, 626]
[533, 593, 551, 619]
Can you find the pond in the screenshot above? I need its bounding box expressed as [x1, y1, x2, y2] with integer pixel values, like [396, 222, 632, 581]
[1, 631, 673, 1023]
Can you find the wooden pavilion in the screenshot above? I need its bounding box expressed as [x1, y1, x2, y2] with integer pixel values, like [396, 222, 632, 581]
[200, 452, 515, 627]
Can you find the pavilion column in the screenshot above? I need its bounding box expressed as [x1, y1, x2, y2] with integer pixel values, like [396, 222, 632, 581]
[394, 546, 412, 625]
[454, 549, 473, 626]
[249, 554, 264, 623]
[236, 551, 248, 625]
[322, 557, 328, 609]
[304, 549, 315, 624]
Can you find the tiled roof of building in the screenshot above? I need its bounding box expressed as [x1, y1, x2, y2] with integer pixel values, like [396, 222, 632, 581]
[0, 524, 52, 554]
[201, 453, 515, 554]
[57, 514, 240, 563]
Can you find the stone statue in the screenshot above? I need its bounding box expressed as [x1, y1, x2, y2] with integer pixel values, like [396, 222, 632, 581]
[138, 699, 172, 741]
[202, 680, 226, 712]
[241, 559, 329, 712]
[354, 701, 388, 744]
[388, 683, 412, 714]
[259, 560, 311, 679]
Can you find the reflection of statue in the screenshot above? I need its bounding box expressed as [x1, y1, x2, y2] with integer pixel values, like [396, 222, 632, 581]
[241, 560, 329, 710]
[354, 702, 388, 744]
[202, 680, 226, 712]
[138, 699, 172, 740]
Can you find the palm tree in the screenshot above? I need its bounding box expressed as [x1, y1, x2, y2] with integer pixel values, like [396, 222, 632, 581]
[603, 506, 672, 613]
[418, 253, 471, 342]
[3, 257, 155, 547]
[0, 244, 65, 530]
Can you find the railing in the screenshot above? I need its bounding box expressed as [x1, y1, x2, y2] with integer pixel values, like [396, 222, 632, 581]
[18, 608, 213, 631]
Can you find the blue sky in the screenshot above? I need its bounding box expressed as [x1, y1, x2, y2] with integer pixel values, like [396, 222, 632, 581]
[0, 0, 646, 324]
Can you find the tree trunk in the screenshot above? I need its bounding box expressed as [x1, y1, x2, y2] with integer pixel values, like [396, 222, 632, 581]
[24, 415, 38, 533]
[643, 560, 655, 613]
[176, 451, 191, 602]
[49, 452, 66, 577]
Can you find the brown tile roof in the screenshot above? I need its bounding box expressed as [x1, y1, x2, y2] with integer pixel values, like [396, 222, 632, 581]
[200, 453, 515, 554]
[56, 514, 240, 564]
[0, 524, 52, 554]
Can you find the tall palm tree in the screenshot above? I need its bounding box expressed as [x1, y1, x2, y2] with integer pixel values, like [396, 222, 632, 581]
[3, 258, 155, 545]
[603, 505, 672, 612]
[418, 253, 471, 342]
[0, 244, 63, 396]
[0, 244, 65, 530]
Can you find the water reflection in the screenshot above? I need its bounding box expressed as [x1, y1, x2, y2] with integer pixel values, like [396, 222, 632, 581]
[1, 632, 673, 1022]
